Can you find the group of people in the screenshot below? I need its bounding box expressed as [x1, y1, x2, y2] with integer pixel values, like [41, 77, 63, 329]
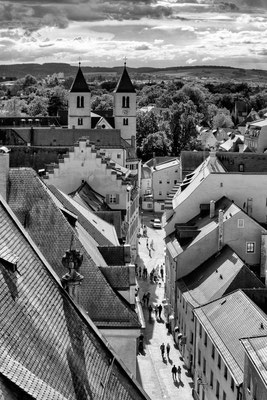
[148, 303, 163, 320]
[160, 343, 182, 382]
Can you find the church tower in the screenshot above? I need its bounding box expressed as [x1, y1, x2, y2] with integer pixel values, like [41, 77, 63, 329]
[68, 64, 91, 129]
[113, 62, 136, 147]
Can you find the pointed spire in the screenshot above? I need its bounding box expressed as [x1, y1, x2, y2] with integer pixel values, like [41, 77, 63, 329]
[70, 63, 90, 93]
[114, 62, 135, 93]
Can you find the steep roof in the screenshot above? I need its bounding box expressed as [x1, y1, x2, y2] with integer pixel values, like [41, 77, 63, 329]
[114, 65, 135, 93]
[0, 196, 150, 400]
[194, 290, 267, 385]
[7, 168, 140, 329]
[70, 66, 90, 93]
[240, 336, 267, 385]
[178, 245, 264, 308]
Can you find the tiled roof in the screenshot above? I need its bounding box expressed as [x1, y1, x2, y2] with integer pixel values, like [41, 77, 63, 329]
[48, 185, 117, 246]
[240, 336, 267, 384]
[70, 181, 110, 212]
[217, 152, 267, 173]
[70, 66, 90, 93]
[114, 65, 135, 93]
[179, 245, 264, 307]
[100, 266, 135, 290]
[8, 168, 140, 329]
[194, 290, 267, 385]
[0, 197, 150, 400]
[98, 245, 130, 266]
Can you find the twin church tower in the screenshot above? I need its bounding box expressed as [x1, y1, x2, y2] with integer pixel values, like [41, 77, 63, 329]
[68, 62, 137, 147]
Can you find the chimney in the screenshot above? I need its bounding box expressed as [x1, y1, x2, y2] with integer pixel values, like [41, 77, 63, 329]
[210, 200, 215, 219]
[61, 236, 84, 302]
[218, 209, 224, 251]
[0, 152, 10, 201]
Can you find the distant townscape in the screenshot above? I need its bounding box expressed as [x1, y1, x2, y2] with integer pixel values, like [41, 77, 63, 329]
[0, 62, 267, 400]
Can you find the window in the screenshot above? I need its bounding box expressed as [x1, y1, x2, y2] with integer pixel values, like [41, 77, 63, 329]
[190, 331, 194, 345]
[191, 311, 194, 322]
[78, 118, 83, 126]
[231, 378, 234, 391]
[174, 180, 177, 185]
[117, 153, 121, 159]
[122, 96, 130, 108]
[77, 96, 84, 108]
[216, 380, 220, 399]
[185, 303, 187, 314]
[246, 242, 255, 253]
[224, 366, 228, 380]
[167, 180, 170, 184]
[203, 358, 206, 375]
[204, 332, 207, 347]
[198, 349, 201, 366]
[108, 194, 118, 204]
[239, 163, 244, 172]
[217, 354, 221, 369]
[212, 344, 215, 359]
[123, 118, 128, 125]
[183, 298, 185, 309]
[161, 204, 164, 210]
[223, 391, 226, 400]
[199, 324, 202, 338]
[159, 180, 162, 184]
[210, 370, 214, 389]
[159, 191, 162, 196]
[237, 219, 244, 228]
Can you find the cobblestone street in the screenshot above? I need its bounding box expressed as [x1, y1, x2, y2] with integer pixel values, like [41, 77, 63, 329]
[136, 213, 194, 400]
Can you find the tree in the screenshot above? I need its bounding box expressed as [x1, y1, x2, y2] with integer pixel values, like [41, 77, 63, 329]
[0, 98, 27, 116]
[27, 96, 49, 116]
[140, 131, 171, 161]
[212, 108, 234, 129]
[47, 86, 68, 116]
[136, 110, 159, 147]
[91, 94, 113, 111]
[169, 100, 202, 155]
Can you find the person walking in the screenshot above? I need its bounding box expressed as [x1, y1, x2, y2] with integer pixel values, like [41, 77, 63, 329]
[172, 365, 177, 381]
[139, 265, 142, 278]
[177, 365, 182, 381]
[148, 248, 152, 258]
[158, 303, 163, 319]
[166, 343, 170, 358]
[142, 293, 147, 307]
[154, 305, 158, 318]
[148, 304, 153, 319]
[146, 292, 150, 306]
[160, 265, 164, 280]
[160, 343, 165, 359]
[150, 239, 154, 250]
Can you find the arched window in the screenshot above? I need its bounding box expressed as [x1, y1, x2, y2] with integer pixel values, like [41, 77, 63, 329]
[122, 96, 126, 108]
[123, 118, 128, 126]
[81, 96, 84, 108]
[126, 96, 130, 108]
[77, 96, 80, 108]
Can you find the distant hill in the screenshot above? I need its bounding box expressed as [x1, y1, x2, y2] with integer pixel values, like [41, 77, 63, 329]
[0, 63, 267, 82]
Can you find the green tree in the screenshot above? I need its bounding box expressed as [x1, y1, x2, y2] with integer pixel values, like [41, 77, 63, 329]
[91, 94, 113, 111]
[27, 96, 49, 116]
[0, 98, 27, 116]
[212, 108, 234, 129]
[47, 86, 68, 116]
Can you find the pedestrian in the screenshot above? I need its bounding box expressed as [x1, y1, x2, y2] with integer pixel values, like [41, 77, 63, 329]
[143, 267, 148, 279]
[160, 343, 165, 359]
[142, 293, 147, 307]
[150, 239, 154, 250]
[148, 304, 153, 319]
[160, 265, 164, 280]
[177, 365, 182, 381]
[146, 238, 149, 247]
[158, 303, 163, 319]
[135, 264, 138, 276]
[148, 249, 152, 258]
[146, 292, 150, 306]
[172, 365, 177, 381]
[154, 305, 158, 318]
[150, 271, 154, 283]
[139, 265, 142, 278]
[166, 343, 170, 358]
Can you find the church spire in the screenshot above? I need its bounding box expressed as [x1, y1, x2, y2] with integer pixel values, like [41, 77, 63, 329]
[114, 61, 135, 94]
[70, 63, 90, 93]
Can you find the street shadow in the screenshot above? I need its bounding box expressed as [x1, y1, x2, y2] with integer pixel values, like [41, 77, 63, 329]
[178, 380, 184, 388]
[188, 382, 194, 389]
[162, 357, 168, 364]
[167, 356, 173, 365]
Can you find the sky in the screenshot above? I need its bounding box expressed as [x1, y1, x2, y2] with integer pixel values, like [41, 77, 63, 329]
[1, 0, 267, 69]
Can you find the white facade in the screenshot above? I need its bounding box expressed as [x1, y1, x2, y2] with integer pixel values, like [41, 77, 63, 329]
[68, 91, 91, 129]
[113, 92, 137, 145]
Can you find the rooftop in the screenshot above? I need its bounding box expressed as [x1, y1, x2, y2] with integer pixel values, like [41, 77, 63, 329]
[114, 65, 135, 94]
[70, 66, 90, 93]
[178, 245, 264, 308]
[194, 290, 267, 385]
[0, 196, 150, 400]
[240, 336, 267, 385]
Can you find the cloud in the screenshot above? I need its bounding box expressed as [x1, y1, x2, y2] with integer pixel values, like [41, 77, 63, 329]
[135, 44, 151, 50]
[186, 58, 197, 64]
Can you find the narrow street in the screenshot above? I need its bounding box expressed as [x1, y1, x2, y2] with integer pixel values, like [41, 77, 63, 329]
[136, 213, 194, 400]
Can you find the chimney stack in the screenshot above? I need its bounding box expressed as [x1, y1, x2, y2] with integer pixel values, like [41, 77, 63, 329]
[0, 152, 10, 201]
[210, 200, 215, 219]
[218, 209, 224, 251]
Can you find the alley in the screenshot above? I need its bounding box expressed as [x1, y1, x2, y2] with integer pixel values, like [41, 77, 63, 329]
[136, 213, 194, 400]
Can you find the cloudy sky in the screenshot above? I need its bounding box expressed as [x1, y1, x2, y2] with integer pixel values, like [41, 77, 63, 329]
[1, 0, 267, 69]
